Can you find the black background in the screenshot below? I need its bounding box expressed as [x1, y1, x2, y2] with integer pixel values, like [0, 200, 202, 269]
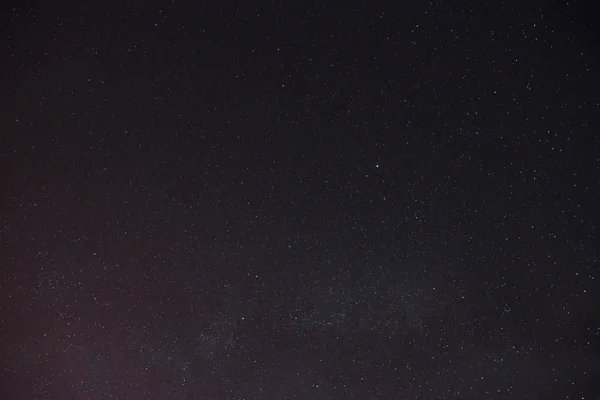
[1, 0, 599, 398]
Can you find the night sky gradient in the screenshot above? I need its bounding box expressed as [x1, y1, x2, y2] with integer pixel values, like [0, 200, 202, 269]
[1, 1, 599, 399]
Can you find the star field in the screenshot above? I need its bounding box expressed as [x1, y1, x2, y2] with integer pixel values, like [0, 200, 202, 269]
[1, 1, 599, 399]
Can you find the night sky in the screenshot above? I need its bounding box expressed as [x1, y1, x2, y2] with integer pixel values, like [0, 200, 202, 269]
[1, 1, 599, 399]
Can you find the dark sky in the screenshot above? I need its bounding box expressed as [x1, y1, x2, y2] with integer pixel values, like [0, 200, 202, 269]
[1, 1, 599, 399]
